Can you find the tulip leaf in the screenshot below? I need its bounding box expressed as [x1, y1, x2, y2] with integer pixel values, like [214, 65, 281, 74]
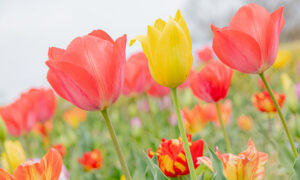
[292, 153, 300, 180]
[208, 147, 227, 180]
[143, 151, 168, 180]
[196, 164, 214, 180]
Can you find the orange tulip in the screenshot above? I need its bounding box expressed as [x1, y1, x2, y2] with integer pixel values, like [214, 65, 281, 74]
[78, 149, 103, 171]
[198, 139, 268, 180]
[52, 144, 66, 158]
[237, 115, 253, 131]
[63, 108, 87, 128]
[252, 91, 285, 113]
[182, 105, 207, 134]
[0, 148, 62, 180]
[204, 100, 232, 126]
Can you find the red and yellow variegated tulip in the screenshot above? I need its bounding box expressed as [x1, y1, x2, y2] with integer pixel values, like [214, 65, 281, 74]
[52, 144, 66, 158]
[252, 91, 285, 113]
[78, 149, 103, 171]
[148, 135, 204, 177]
[0, 148, 62, 180]
[198, 139, 268, 180]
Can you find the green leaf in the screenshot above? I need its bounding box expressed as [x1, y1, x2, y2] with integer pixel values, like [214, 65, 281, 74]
[292, 153, 300, 180]
[208, 147, 227, 180]
[143, 151, 168, 180]
[195, 164, 213, 180]
[197, 173, 205, 180]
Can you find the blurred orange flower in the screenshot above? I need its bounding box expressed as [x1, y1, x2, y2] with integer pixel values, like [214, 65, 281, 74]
[252, 91, 285, 113]
[52, 144, 66, 158]
[204, 100, 232, 126]
[78, 149, 103, 171]
[0, 148, 63, 180]
[33, 120, 53, 137]
[182, 105, 207, 134]
[63, 108, 87, 128]
[198, 139, 268, 180]
[148, 134, 204, 177]
[237, 115, 253, 131]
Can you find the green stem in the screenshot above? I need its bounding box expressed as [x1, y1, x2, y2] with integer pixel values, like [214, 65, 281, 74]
[1, 142, 13, 173]
[171, 88, 197, 180]
[216, 103, 232, 153]
[259, 72, 298, 158]
[101, 109, 132, 180]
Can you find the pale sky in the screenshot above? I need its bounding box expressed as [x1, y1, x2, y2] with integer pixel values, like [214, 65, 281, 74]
[0, 0, 185, 104]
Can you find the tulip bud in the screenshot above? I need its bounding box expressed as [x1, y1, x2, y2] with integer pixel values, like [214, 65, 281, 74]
[0, 117, 7, 143]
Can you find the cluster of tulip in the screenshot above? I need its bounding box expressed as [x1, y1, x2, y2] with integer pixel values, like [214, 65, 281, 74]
[1, 2, 300, 180]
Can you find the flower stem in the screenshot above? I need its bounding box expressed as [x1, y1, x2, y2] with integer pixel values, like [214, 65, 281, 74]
[101, 109, 132, 180]
[1, 142, 13, 173]
[171, 88, 197, 180]
[259, 72, 298, 158]
[216, 103, 232, 153]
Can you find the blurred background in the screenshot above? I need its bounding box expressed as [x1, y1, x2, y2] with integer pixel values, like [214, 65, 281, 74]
[1, 0, 300, 104]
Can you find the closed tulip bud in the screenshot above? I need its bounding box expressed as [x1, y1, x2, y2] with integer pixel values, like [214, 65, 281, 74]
[273, 50, 292, 69]
[130, 10, 193, 88]
[280, 73, 298, 113]
[0, 117, 7, 143]
[1, 140, 26, 172]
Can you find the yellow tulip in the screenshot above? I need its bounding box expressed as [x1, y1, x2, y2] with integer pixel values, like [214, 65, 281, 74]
[63, 108, 87, 128]
[1, 140, 26, 172]
[130, 10, 193, 88]
[280, 73, 298, 113]
[273, 50, 292, 69]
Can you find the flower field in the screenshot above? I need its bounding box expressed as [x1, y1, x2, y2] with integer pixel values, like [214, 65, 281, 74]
[1, 2, 300, 180]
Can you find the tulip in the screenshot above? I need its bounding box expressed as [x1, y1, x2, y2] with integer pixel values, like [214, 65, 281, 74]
[148, 135, 204, 177]
[182, 105, 207, 134]
[1, 140, 26, 172]
[196, 45, 214, 63]
[131, 10, 195, 179]
[190, 61, 233, 103]
[0, 148, 63, 180]
[211, 3, 297, 158]
[237, 115, 253, 131]
[190, 61, 233, 152]
[280, 73, 298, 113]
[63, 108, 87, 128]
[52, 144, 66, 158]
[122, 52, 152, 97]
[198, 139, 268, 180]
[204, 100, 232, 126]
[147, 81, 170, 98]
[78, 149, 103, 171]
[273, 50, 292, 69]
[130, 10, 193, 88]
[46, 30, 132, 178]
[252, 91, 285, 113]
[211, 4, 285, 74]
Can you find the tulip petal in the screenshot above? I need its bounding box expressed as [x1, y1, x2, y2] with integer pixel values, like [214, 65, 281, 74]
[88, 29, 114, 43]
[154, 19, 193, 87]
[154, 18, 166, 32]
[46, 60, 100, 110]
[0, 169, 13, 180]
[39, 148, 63, 180]
[212, 27, 262, 73]
[174, 10, 192, 49]
[130, 35, 152, 63]
[48, 47, 65, 61]
[271, 6, 285, 32]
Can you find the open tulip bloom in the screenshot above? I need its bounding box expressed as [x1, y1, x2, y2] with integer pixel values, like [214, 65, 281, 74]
[46, 30, 132, 179]
[211, 4, 297, 157]
[131, 10, 198, 179]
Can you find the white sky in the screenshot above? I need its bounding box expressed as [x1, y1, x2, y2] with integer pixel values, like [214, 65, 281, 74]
[0, 0, 185, 104]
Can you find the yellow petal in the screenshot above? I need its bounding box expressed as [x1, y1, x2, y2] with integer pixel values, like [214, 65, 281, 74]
[154, 18, 166, 32]
[129, 35, 152, 63]
[1, 140, 26, 172]
[174, 10, 192, 48]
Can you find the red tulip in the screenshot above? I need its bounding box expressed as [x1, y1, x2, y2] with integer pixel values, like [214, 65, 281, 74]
[190, 61, 233, 103]
[0, 88, 55, 136]
[211, 4, 285, 74]
[147, 81, 170, 98]
[78, 149, 103, 171]
[148, 134, 204, 177]
[196, 45, 214, 62]
[122, 52, 152, 96]
[46, 30, 127, 111]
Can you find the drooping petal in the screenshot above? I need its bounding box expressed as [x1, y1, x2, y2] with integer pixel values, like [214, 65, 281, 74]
[46, 61, 100, 110]
[212, 27, 262, 73]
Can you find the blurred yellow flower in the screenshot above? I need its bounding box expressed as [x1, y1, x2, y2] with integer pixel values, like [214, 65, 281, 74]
[237, 115, 253, 131]
[130, 10, 193, 88]
[273, 50, 291, 69]
[1, 140, 26, 172]
[63, 108, 87, 128]
[280, 73, 298, 113]
[120, 175, 126, 180]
